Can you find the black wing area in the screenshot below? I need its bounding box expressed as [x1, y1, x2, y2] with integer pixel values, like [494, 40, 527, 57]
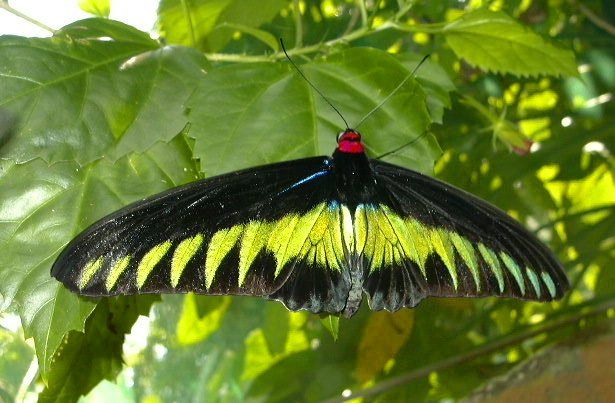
[361, 159, 568, 311]
[52, 157, 350, 314]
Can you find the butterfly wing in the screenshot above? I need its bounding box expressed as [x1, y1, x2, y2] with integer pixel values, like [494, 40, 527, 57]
[359, 159, 568, 311]
[52, 156, 351, 314]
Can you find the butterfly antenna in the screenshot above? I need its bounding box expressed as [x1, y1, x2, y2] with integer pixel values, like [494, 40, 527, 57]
[355, 54, 431, 130]
[280, 38, 350, 130]
[374, 130, 430, 160]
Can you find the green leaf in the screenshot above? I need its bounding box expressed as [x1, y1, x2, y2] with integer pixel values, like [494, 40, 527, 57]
[0, 319, 35, 400]
[157, 0, 286, 51]
[176, 294, 231, 345]
[214, 22, 279, 51]
[356, 310, 414, 382]
[78, 0, 111, 18]
[0, 135, 199, 382]
[0, 18, 208, 165]
[188, 47, 440, 176]
[442, 8, 577, 77]
[38, 296, 158, 402]
[398, 53, 456, 124]
[319, 314, 340, 341]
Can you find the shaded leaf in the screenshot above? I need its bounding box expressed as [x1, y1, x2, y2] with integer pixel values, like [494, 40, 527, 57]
[398, 53, 456, 124]
[0, 18, 208, 165]
[188, 47, 439, 176]
[356, 310, 414, 382]
[0, 135, 198, 381]
[443, 9, 577, 77]
[38, 296, 158, 402]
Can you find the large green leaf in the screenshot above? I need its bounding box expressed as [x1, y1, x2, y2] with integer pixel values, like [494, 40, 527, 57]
[157, 0, 286, 51]
[188, 47, 441, 176]
[0, 136, 198, 382]
[0, 18, 208, 165]
[442, 8, 577, 77]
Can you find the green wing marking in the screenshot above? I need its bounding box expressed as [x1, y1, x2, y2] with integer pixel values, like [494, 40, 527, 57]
[358, 203, 558, 301]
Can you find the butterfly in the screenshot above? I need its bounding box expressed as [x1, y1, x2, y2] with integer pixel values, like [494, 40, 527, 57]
[51, 123, 568, 317]
[51, 44, 568, 317]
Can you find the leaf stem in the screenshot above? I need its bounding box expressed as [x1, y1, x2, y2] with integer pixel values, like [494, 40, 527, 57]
[322, 296, 615, 402]
[0, 1, 57, 34]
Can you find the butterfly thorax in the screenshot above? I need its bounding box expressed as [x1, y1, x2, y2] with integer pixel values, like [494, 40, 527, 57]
[333, 129, 378, 209]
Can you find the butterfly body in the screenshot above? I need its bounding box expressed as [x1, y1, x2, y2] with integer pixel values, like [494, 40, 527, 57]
[52, 129, 568, 317]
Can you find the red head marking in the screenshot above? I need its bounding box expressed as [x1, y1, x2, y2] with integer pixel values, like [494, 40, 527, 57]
[337, 129, 365, 154]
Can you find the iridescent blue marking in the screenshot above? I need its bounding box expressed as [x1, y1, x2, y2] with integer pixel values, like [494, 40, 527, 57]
[287, 170, 330, 190]
[277, 169, 330, 196]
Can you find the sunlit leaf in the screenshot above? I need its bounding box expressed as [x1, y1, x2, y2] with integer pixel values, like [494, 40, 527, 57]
[0, 136, 198, 381]
[443, 9, 577, 77]
[0, 19, 208, 165]
[78, 0, 111, 18]
[176, 294, 231, 345]
[157, 0, 286, 51]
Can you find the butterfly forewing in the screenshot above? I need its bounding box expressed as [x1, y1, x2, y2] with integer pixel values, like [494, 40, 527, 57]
[52, 157, 352, 312]
[358, 159, 568, 311]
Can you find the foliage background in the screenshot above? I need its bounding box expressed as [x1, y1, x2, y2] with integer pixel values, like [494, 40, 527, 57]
[0, 0, 614, 401]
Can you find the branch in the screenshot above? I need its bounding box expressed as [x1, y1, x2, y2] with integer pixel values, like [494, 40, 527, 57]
[0, 1, 57, 34]
[322, 297, 615, 402]
[575, 1, 615, 35]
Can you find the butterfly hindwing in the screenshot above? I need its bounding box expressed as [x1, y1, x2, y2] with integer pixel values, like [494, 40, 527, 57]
[52, 157, 351, 313]
[359, 159, 568, 311]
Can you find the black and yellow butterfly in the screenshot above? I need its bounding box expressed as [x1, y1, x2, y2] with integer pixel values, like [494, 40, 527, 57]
[51, 124, 568, 317]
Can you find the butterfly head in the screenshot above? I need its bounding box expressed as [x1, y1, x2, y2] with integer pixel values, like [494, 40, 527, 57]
[337, 129, 365, 154]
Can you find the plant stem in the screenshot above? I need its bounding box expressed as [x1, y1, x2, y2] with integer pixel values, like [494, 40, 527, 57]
[0, 1, 57, 34]
[322, 297, 615, 402]
[205, 21, 441, 63]
[293, 0, 303, 48]
[357, 0, 368, 27]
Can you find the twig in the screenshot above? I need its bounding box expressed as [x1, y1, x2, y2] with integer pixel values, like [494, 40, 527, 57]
[0, 1, 57, 34]
[575, 1, 615, 35]
[321, 297, 615, 402]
